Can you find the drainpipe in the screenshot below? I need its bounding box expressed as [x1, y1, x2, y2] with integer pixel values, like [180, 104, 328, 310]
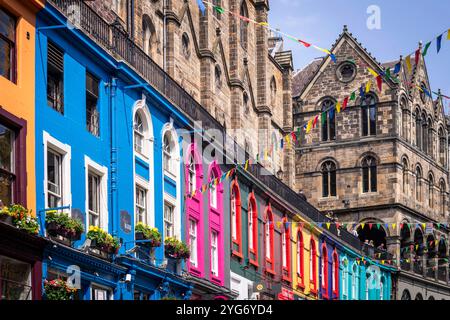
[109, 77, 118, 237]
[163, 0, 167, 72]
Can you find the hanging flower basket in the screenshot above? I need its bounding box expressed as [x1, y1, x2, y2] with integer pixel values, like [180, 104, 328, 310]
[164, 237, 190, 260]
[2, 204, 40, 234]
[0, 207, 13, 225]
[44, 279, 78, 300]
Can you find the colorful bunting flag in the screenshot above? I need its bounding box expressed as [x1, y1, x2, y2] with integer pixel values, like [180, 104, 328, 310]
[365, 79, 372, 93]
[329, 107, 335, 120]
[321, 112, 327, 125]
[422, 42, 431, 57]
[306, 119, 312, 133]
[415, 48, 420, 66]
[376, 75, 382, 92]
[367, 67, 378, 78]
[298, 39, 311, 48]
[437, 34, 443, 53]
[336, 101, 341, 113]
[197, 0, 206, 14]
[342, 97, 349, 110]
[350, 91, 356, 101]
[405, 55, 412, 73]
[312, 115, 319, 128]
[214, 6, 225, 14]
[448, 29, 450, 40]
[393, 62, 401, 74]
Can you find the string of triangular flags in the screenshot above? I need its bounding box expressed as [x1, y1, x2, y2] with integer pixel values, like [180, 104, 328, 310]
[272, 220, 450, 232]
[197, 0, 336, 62]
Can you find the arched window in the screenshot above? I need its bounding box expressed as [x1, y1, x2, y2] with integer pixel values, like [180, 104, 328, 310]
[422, 113, 428, 153]
[428, 173, 434, 208]
[134, 112, 145, 154]
[208, 162, 223, 284]
[401, 289, 411, 300]
[415, 109, 421, 149]
[239, 1, 249, 49]
[181, 33, 191, 59]
[162, 124, 181, 242]
[247, 193, 258, 267]
[321, 244, 329, 298]
[321, 161, 337, 197]
[265, 205, 275, 273]
[351, 263, 359, 300]
[296, 229, 304, 285]
[230, 180, 242, 256]
[321, 99, 336, 141]
[243, 91, 249, 114]
[400, 98, 408, 140]
[362, 156, 377, 193]
[440, 179, 446, 216]
[361, 94, 377, 136]
[142, 15, 156, 58]
[427, 118, 433, 156]
[163, 131, 175, 175]
[415, 166, 422, 202]
[214, 65, 222, 92]
[310, 238, 317, 292]
[281, 218, 291, 281]
[332, 250, 339, 297]
[439, 127, 446, 165]
[365, 270, 371, 300]
[185, 144, 203, 276]
[402, 157, 409, 195]
[270, 76, 277, 106]
[341, 258, 349, 300]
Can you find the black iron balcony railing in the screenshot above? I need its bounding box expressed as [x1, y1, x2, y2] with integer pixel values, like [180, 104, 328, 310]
[48, 0, 372, 257]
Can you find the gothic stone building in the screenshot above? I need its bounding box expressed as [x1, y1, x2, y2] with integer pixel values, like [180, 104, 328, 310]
[87, 0, 295, 186]
[292, 26, 450, 300]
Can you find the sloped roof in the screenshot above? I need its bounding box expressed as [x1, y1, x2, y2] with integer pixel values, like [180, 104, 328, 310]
[292, 58, 323, 98]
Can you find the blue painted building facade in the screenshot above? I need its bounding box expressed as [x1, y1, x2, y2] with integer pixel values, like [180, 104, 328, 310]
[35, 3, 191, 300]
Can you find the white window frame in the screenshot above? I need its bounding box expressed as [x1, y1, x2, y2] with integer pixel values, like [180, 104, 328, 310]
[90, 284, 113, 300]
[84, 156, 108, 231]
[135, 182, 147, 225]
[209, 172, 218, 209]
[265, 221, 271, 260]
[163, 200, 175, 239]
[132, 99, 155, 228]
[352, 264, 359, 300]
[43, 131, 72, 209]
[297, 237, 302, 275]
[211, 230, 219, 277]
[189, 218, 198, 268]
[231, 191, 237, 241]
[248, 205, 254, 251]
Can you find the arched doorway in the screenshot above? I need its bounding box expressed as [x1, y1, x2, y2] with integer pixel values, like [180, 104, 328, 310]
[415, 293, 423, 300]
[357, 222, 387, 258]
[426, 234, 437, 278]
[438, 238, 447, 281]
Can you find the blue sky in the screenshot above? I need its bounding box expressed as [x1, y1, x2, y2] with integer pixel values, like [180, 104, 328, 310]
[269, 0, 450, 106]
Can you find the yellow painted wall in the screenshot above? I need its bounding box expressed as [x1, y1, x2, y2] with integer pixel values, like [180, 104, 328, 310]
[291, 220, 320, 300]
[0, 0, 44, 215]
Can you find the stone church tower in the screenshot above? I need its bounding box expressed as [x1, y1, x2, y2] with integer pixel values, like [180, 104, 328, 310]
[292, 26, 450, 299]
[86, 0, 295, 187]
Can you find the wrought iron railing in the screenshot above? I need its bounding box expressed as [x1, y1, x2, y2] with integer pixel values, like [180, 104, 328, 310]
[48, 0, 374, 258]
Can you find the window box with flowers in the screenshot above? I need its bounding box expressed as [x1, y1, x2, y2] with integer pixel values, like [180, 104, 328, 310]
[164, 237, 190, 260]
[87, 226, 120, 260]
[0, 204, 40, 235]
[45, 211, 84, 245]
[44, 279, 78, 300]
[135, 222, 162, 247]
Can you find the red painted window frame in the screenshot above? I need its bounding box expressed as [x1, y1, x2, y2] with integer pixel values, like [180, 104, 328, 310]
[296, 228, 305, 289]
[281, 217, 291, 282]
[264, 204, 275, 275]
[321, 244, 329, 300]
[332, 249, 339, 298]
[230, 179, 243, 259]
[247, 192, 258, 268]
[310, 238, 317, 295]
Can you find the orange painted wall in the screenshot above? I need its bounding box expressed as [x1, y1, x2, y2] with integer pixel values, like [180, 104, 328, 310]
[0, 0, 44, 215]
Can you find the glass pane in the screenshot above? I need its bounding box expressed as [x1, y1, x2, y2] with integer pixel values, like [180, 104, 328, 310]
[0, 9, 15, 41]
[0, 124, 13, 172]
[0, 255, 32, 300]
[88, 173, 99, 212]
[0, 39, 11, 80]
[0, 171, 13, 206]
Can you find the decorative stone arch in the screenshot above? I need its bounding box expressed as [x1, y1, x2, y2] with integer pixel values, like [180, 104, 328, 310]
[316, 157, 340, 172]
[355, 217, 390, 247]
[142, 14, 158, 58]
[401, 289, 411, 300]
[356, 151, 380, 168]
[316, 96, 337, 109]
